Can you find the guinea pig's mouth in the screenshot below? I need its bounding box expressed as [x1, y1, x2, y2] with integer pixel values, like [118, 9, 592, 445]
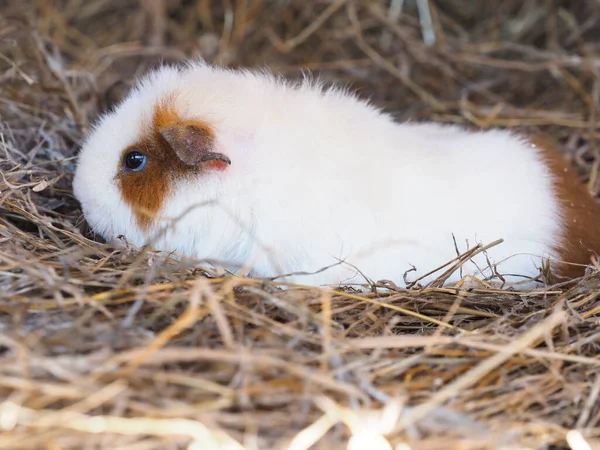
[76, 213, 98, 239]
[76, 205, 106, 242]
[72, 197, 112, 241]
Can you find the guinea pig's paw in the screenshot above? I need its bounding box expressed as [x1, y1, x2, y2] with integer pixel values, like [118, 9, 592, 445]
[109, 235, 133, 249]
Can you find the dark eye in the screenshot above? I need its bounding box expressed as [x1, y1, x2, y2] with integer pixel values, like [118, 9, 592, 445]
[124, 150, 148, 172]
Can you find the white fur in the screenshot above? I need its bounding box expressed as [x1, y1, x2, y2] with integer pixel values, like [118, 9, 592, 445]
[73, 60, 564, 288]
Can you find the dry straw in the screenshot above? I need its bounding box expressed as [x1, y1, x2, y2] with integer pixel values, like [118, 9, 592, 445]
[1, 0, 600, 449]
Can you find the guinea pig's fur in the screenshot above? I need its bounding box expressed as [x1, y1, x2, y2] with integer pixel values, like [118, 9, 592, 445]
[73, 59, 600, 288]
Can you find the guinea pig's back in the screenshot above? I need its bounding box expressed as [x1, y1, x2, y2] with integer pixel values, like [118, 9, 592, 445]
[211, 72, 598, 283]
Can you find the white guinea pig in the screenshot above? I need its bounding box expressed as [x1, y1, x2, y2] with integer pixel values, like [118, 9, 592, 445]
[73, 59, 600, 288]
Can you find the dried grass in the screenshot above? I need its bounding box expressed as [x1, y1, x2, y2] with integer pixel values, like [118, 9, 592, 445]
[1, 1, 600, 449]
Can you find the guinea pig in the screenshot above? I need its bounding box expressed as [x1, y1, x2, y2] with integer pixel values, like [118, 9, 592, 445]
[72, 59, 600, 289]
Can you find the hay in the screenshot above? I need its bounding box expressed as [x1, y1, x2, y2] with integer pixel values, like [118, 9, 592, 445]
[1, 0, 600, 448]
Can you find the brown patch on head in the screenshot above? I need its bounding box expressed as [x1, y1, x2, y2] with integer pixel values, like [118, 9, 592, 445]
[532, 136, 600, 280]
[151, 93, 181, 132]
[115, 94, 231, 229]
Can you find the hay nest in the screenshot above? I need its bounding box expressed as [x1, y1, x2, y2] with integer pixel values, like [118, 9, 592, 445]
[1, 1, 600, 449]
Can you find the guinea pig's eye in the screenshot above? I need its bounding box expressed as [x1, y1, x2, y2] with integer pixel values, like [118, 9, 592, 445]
[123, 150, 148, 172]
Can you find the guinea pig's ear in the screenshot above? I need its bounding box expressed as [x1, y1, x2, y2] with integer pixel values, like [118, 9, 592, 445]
[160, 122, 231, 169]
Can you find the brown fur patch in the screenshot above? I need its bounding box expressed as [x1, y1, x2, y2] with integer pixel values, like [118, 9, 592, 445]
[116, 95, 216, 230]
[152, 94, 183, 131]
[531, 136, 600, 279]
